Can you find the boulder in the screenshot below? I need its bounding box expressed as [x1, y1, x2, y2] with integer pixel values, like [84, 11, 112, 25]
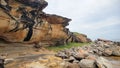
[67, 56, 75, 62]
[112, 50, 120, 56]
[65, 62, 80, 68]
[73, 32, 92, 43]
[74, 48, 89, 60]
[85, 55, 96, 60]
[79, 59, 96, 68]
[103, 49, 112, 56]
[111, 46, 120, 56]
[96, 57, 112, 68]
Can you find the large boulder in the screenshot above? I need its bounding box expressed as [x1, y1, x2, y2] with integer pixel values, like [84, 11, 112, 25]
[103, 48, 112, 56]
[73, 32, 92, 43]
[96, 57, 113, 68]
[73, 48, 89, 60]
[79, 59, 96, 68]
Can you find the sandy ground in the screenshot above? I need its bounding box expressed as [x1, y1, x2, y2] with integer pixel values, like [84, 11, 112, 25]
[0, 41, 58, 68]
[0, 41, 55, 59]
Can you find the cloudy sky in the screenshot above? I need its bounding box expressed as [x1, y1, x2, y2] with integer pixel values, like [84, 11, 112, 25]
[44, 0, 120, 41]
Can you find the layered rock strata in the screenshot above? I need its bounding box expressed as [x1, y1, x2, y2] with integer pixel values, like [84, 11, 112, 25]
[0, 0, 91, 46]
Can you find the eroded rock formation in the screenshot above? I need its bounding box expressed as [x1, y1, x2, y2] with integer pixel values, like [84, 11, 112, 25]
[73, 32, 92, 43]
[0, 0, 91, 46]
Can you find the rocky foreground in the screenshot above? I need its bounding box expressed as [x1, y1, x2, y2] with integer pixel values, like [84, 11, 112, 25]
[0, 39, 120, 68]
[56, 39, 120, 68]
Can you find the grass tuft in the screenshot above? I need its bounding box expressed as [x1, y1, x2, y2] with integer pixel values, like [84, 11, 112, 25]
[46, 42, 91, 52]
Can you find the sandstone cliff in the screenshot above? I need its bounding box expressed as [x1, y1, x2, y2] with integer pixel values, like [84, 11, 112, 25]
[0, 0, 91, 46]
[73, 32, 92, 43]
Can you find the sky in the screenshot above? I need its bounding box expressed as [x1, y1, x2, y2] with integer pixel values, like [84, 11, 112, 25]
[44, 0, 120, 41]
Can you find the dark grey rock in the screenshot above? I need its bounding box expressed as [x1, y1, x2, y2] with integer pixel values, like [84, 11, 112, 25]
[116, 42, 120, 46]
[0, 59, 4, 68]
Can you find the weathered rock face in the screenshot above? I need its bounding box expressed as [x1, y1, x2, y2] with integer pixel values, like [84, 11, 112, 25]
[0, 0, 91, 46]
[73, 32, 92, 43]
[0, 0, 66, 45]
